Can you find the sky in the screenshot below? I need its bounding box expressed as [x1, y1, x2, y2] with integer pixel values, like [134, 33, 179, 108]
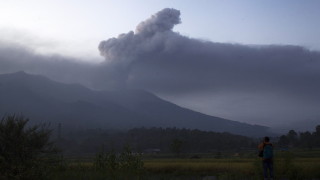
[1, 0, 320, 59]
[1, 0, 320, 131]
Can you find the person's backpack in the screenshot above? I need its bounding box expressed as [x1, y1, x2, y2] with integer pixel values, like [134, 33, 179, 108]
[263, 144, 273, 159]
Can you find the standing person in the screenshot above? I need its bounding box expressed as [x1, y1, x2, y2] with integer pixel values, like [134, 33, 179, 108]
[258, 136, 274, 180]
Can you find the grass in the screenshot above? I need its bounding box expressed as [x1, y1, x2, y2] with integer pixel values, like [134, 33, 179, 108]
[50, 158, 320, 179]
[144, 158, 254, 175]
[50, 149, 320, 180]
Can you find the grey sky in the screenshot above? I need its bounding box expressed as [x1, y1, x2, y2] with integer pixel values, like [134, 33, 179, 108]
[1, 1, 320, 58]
[1, 3, 320, 131]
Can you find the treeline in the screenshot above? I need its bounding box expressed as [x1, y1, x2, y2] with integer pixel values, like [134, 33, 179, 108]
[56, 127, 256, 155]
[127, 127, 255, 153]
[278, 125, 320, 149]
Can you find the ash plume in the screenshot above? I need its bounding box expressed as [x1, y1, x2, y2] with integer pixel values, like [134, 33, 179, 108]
[97, 8, 320, 126]
[98, 8, 320, 97]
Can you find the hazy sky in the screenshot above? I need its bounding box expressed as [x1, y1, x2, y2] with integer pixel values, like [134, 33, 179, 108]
[1, 1, 320, 131]
[1, 0, 320, 59]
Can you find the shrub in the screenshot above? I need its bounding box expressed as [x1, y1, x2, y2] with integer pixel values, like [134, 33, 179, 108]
[0, 115, 58, 180]
[94, 146, 144, 179]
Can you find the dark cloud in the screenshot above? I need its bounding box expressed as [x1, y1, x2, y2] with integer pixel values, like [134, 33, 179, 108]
[98, 8, 320, 128]
[98, 8, 320, 99]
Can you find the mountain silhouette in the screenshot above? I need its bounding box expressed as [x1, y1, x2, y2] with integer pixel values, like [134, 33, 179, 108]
[0, 71, 270, 136]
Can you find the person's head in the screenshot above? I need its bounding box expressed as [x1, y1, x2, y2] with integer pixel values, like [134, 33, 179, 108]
[264, 136, 270, 143]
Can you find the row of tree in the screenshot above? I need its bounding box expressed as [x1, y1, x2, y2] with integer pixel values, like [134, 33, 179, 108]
[278, 125, 320, 148]
[56, 126, 256, 155]
[55, 124, 320, 154]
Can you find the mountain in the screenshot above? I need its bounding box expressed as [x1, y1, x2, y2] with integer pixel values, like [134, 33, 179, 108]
[0, 71, 270, 136]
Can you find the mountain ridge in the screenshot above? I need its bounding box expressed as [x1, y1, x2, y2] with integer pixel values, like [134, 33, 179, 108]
[0, 71, 271, 136]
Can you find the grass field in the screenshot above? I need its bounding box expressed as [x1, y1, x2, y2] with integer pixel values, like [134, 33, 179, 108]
[50, 150, 320, 180]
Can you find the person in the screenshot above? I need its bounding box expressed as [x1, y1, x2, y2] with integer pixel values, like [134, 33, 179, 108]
[258, 136, 274, 180]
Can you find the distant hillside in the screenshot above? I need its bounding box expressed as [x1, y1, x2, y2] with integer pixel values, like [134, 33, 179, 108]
[0, 71, 271, 136]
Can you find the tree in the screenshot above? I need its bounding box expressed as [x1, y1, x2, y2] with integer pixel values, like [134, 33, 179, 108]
[170, 138, 183, 157]
[0, 115, 57, 180]
[278, 135, 289, 147]
[287, 130, 298, 147]
[299, 131, 313, 149]
[314, 125, 320, 137]
[314, 125, 320, 147]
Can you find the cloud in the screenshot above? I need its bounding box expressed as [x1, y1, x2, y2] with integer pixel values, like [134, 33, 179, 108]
[98, 8, 320, 98]
[98, 8, 182, 85]
[0, 40, 97, 87]
[98, 8, 320, 127]
[99, 8, 181, 62]
[135, 8, 181, 35]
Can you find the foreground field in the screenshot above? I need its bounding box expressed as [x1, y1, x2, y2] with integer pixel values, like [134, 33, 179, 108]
[51, 151, 320, 180]
[144, 157, 320, 179]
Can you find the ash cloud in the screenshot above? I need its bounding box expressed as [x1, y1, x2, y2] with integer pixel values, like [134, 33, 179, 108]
[98, 8, 320, 99]
[98, 8, 320, 128]
[98, 8, 182, 85]
[135, 8, 181, 35]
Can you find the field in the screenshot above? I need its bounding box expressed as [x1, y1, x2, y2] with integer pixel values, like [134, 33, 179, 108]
[50, 150, 320, 180]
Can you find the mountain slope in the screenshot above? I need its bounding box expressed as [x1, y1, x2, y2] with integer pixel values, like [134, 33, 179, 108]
[0, 71, 270, 136]
[102, 90, 269, 136]
[0, 71, 148, 129]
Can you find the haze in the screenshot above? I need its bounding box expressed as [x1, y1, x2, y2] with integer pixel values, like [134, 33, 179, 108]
[1, 1, 320, 132]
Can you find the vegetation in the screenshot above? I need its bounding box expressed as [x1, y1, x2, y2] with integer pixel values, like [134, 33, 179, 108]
[93, 146, 144, 179]
[1, 114, 320, 179]
[170, 138, 183, 157]
[56, 127, 256, 155]
[0, 115, 59, 180]
[278, 125, 320, 149]
[50, 151, 320, 180]
[51, 124, 320, 179]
